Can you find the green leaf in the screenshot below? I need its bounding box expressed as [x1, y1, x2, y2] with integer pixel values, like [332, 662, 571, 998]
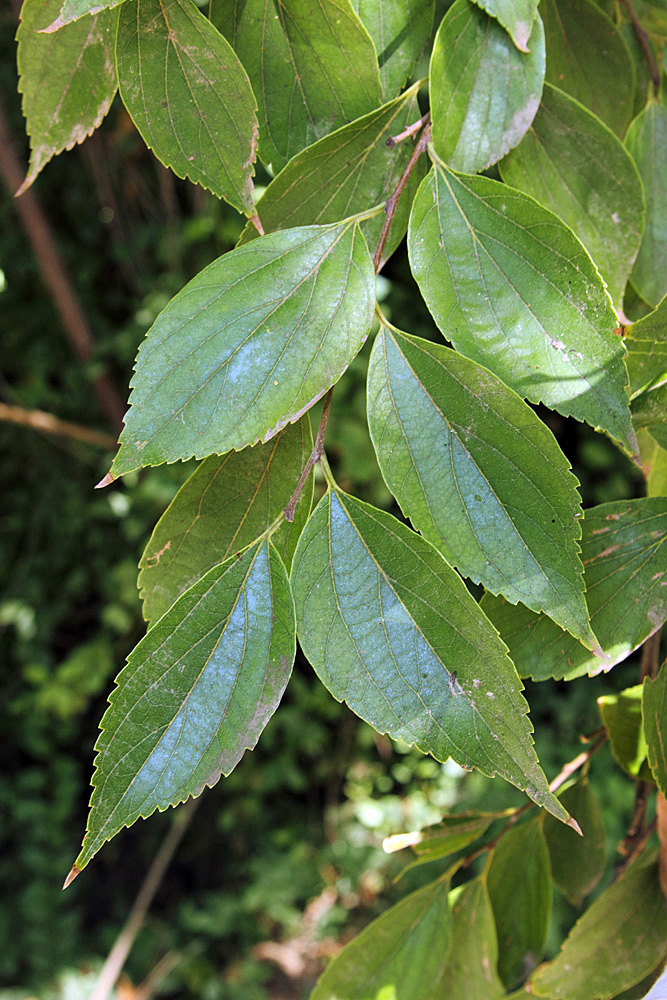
[433, 878, 504, 1000]
[367, 322, 595, 647]
[643, 660, 667, 797]
[541, 0, 635, 136]
[73, 540, 296, 874]
[407, 162, 637, 459]
[211, 0, 382, 172]
[350, 0, 435, 98]
[530, 854, 667, 1000]
[240, 85, 427, 267]
[469, 0, 539, 51]
[16, 0, 118, 193]
[626, 101, 667, 308]
[481, 498, 667, 681]
[429, 0, 545, 173]
[311, 874, 452, 1000]
[632, 383, 667, 451]
[599, 685, 653, 782]
[625, 294, 667, 396]
[116, 0, 258, 215]
[486, 817, 552, 988]
[384, 810, 507, 866]
[291, 488, 572, 824]
[542, 777, 606, 906]
[109, 222, 375, 478]
[138, 419, 312, 625]
[638, 431, 667, 499]
[499, 84, 645, 311]
[42, 0, 126, 32]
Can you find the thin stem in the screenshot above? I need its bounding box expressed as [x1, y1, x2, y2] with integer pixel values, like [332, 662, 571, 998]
[640, 627, 662, 680]
[0, 402, 116, 449]
[549, 732, 606, 795]
[386, 114, 429, 149]
[619, 0, 661, 89]
[373, 118, 431, 273]
[283, 389, 334, 521]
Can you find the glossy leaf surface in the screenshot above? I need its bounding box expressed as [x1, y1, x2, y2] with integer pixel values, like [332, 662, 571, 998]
[17, 0, 117, 193]
[408, 162, 637, 459]
[626, 102, 667, 308]
[351, 0, 434, 98]
[291, 489, 570, 822]
[470, 0, 539, 51]
[109, 222, 375, 478]
[74, 540, 295, 873]
[500, 84, 645, 311]
[543, 777, 606, 905]
[212, 0, 382, 172]
[435, 878, 504, 1000]
[644, 661, 667, 797]
[43, 0, 125, 31]
[625, 295, 667, 396]
[116, 0, 258, 215]
[481, 498, 667, 680]
[367, 324, 594, 645]
[599, 684, 653, 782]
[429, 0, 545, 173]
[138, 419, 312, 624]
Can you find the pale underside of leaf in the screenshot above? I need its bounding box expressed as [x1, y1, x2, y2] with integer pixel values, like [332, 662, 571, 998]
[470, 0, 539, 51]
[43, 0, 127, 32]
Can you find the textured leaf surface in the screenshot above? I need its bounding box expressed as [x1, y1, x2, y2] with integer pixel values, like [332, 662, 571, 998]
[436, 878, 504, 1000]
[500, 84, 645, 311]
[43, 0, 125, 31]
[367, 323, 594, 645]
[116, 0, 258, 214]
[384, 810, 505, 866]
[211, 0, 382, 172]
[644, 662, 667, 797]
[530, 855, 667, 1000]
[110, 222, 375, 478]
[626, 102, 667, 308]
[138, 419, 312, 624]
[291, 489, 570, 822]
[311, 875, 451, 1000]
[470, 0, 539, 51]
[241, 86, 426, 266]
[481, 498, 667, 680]
[541, 0, 635, 136]
[543, 777, 606, 905]
[408, 162, 637, 458]
[599, 684, 653, 782]
[429, 0, 544, 173]
[486, 818, 552, 988]
[74, 540, 295, 873]
[350, 0, 434, 98]
[625, 295, 667, 396]
[632, 383, 667, 451]
[17, 0, 117, 193]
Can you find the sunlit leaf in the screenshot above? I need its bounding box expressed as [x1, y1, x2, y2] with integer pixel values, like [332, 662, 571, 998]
[350, 0, 435, 98]
[625, 295, 667, 396]
[598, 685, 653, 782]
[384, 810, 507, 867]
[543, 777, 606, 906]
[626, 101, 667, 308]
[42, 0, 126, 31]
[470, 0, 539, 51]
[644, 660, 667, 797]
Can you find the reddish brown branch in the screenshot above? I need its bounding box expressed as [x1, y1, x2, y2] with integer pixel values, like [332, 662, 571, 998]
[284, 389, 334, 521]
[619, 0, 661, 89]
[386, 114, 429, 149]
[373, 118, 431, 273]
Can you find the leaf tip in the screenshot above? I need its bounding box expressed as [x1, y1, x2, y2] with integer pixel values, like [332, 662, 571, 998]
[94, 471, 115, 490]
[38, 16, 65, 33]
[63, 863, 81, 889]
[14, 174, 33, 198]
[249, 213, 264, 236]
[566, 815, 583, 837]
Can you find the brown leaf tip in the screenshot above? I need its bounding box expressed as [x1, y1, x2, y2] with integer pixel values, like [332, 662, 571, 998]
[566, 816, 583, 837]
[94, 471, 115, 490]
[63, 864, 81, 889]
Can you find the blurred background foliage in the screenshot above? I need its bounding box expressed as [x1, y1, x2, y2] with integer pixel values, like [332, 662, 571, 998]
[0, 1, 653, 996]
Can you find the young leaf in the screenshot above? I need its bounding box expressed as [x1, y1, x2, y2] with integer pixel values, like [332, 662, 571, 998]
[429, 0, 545, 174]
[643, 660, 667, 797]
[625, 294, 667, 397]
[433, 878, 505, 1000]
[499, 84, 645, 312]
[598, 685, 653, 782]
[71, 540, 296, 876]
[541, 0, 635, 136]
[138, 418, 312, 625]
[350, 0, 435, 99]
[116, 0, 259, 215]
[486, 817, 552, 988]
[17, 0, 117, 194]
[211, 0, 382, 172]
[291, 489, 572, 824]
[408, 162, 638, 460]
[384, 810, 507, 867]
[469, 0, 539, 52]
[542, 777, 606, 906]
[42, 0, 126, 32]
[626, 101, 667, 308]
[529, 854, 667, 1000]
[311, 874, 452, 1000]
[481, 498, 667, 681]
[108, 222, 375, 479]
[367, 323, 596, 647]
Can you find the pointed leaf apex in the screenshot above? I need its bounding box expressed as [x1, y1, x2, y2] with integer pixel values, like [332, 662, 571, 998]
[566, 816, 583, 836]
[63, 863, 81, 889]
[94, 471, 115, 489]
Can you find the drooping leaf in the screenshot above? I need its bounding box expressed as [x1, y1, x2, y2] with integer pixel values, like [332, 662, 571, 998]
[542, 777, 606, 906]
[433, 878, 504, 1000]
[108, 222, 375, 479]
[486, 817, 552, 988]
[240, 85, 427, 266]
[16, 0, 118, 194]
[625, 295, 667, 396]
[499, 84, 645, 311]
[529, 854, 667, 1000]
[291, 488, 572, 823]
[211, 0, 382, 172]
[367, 322, 595, 646]
[469, 0, 539, 51]
[384, 810, 507, 866]
[310, 874, 452, 1000]
[138, 419, 312, 625]
[626, 101, 667, 308]
[407, 162, 637, 459]
[116, 0, 259, 215]
[598, 685, 653, 782]
[72, 540, 296, 875]
[350, 0, 435, 98]
[541, 0, 635, 136]
[481, 498, 667, 680]
[429, 0, 545, 173]
[42, 0, 126, 32]
[644, 660, 667, 797]
[633, 383, 667, 451]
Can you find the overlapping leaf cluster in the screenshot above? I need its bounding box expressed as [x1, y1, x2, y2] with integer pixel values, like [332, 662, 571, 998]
[16, 0, 667, 993]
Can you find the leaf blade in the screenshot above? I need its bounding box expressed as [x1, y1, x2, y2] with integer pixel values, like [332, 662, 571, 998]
[470, 0, 539, 52]
[644, 660, 667, 797]
[626, 101, 667, 308]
